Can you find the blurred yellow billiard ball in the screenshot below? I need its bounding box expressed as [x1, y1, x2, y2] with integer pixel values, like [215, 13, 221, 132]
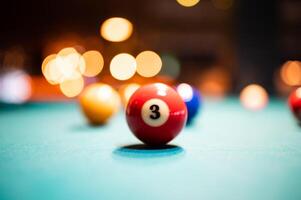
[79, 83, 121, 125]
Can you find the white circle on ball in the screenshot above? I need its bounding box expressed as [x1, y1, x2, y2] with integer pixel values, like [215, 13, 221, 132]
[141, 98, 170, 127]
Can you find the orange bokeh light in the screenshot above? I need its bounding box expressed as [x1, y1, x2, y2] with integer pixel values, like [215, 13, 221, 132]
[280, 61, 301, 86]
[82, 50, 104, 77]
[100, 17, 133, 42]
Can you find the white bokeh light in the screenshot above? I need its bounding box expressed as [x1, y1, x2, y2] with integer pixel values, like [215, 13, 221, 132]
[0, 70, 32, 104]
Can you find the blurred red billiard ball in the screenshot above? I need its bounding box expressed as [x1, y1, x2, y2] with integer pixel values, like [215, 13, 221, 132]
[126, 83, 187, 146]
[289, 87, 301, 123]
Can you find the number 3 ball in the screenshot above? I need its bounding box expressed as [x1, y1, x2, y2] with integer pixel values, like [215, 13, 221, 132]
[126, 83, 187, 146]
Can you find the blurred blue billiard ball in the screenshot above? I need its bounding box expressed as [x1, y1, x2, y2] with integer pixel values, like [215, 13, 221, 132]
[176, 83, 202, 125]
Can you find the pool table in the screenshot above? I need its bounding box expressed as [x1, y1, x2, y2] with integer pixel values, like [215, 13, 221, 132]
[1, 98, 301, 200]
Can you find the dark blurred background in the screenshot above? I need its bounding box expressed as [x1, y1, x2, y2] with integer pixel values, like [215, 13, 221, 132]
[0, 0, 300, 99]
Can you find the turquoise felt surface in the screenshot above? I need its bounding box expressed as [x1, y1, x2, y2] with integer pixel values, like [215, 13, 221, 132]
[1, 98, 301, 200]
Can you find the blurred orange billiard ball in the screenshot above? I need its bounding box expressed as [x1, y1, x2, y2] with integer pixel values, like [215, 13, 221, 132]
[79, 83, 121, 125]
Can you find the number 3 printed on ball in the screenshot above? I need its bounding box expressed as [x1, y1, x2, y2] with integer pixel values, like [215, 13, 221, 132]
[141, 98, 170, 127]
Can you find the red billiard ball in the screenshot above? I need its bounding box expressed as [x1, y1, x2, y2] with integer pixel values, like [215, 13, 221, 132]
[289, 87, 301, 122]
[126, 83, 187, 146]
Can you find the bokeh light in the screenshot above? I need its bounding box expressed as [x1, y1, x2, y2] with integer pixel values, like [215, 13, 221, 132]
[57, 47, 78, 57]
[41, 47, 88, 98]
[110, 53, 137, 80]
[119, 83, 140, 107]
[240, 84, 269, 111]
[42, 54, 57, 83]
[0, 70, 32, 104]
[176, 0, 200, 7]
[177, 83, 193, 101]
[59, 76, 84, 98]
[280, 61, 301, 86]
[82, 50, 104, 77]
[160, 54, 181, 80]
[211, 0, 233, 10]
[56, 47, 85, 78]
[199, 68, 231, 98]
[136, 51, 162, 77]
[43, 57, 64, 84]
[56, 54, 85, 80]
[42, 48, 86, 85]
[100, 17, 133, 42]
